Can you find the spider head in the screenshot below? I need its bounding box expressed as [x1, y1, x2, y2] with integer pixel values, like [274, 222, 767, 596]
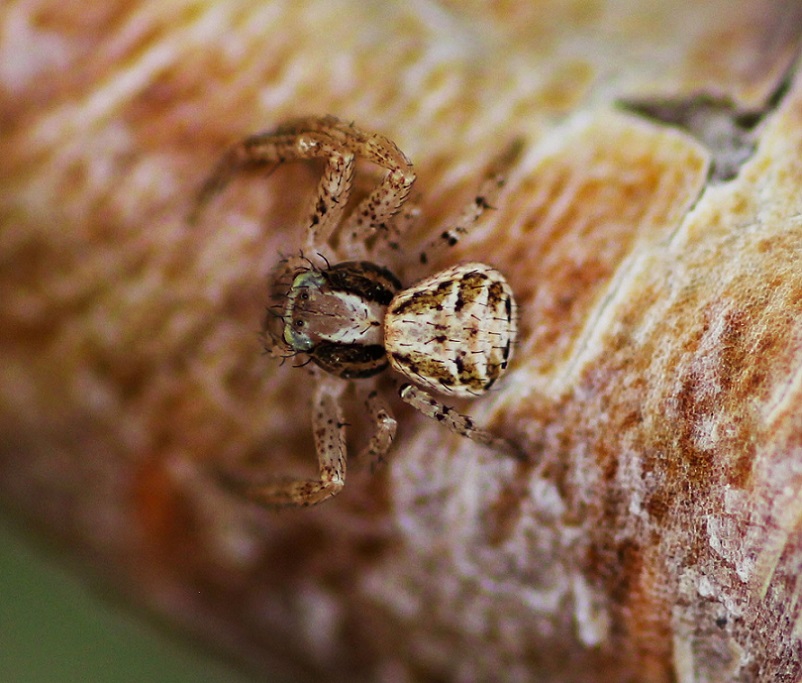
[279, 261, 402, 379]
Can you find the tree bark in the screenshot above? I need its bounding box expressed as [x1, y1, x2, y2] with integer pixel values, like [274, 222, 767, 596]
[3, 2, 802, 681]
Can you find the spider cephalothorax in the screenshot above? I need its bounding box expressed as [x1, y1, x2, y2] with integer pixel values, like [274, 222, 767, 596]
[194, 116, 521, 507]
[279, 260, 401, 378]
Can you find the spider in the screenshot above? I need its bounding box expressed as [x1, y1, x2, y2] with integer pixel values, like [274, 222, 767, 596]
[193, 116, 522, 507]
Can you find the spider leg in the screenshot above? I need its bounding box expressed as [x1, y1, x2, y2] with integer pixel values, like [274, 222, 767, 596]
[370, 198, 422, 263]
[244, 378, 347, 507]
[190, 116, 415, 263]
[335, 133, 416, 260]
[399, 383, 523, 460]
[356, 388, 397, 472]
[261, 330, 290, 360]
[295, 118, 415, 257]
[302, 149, 355, 255]
[190, 128, 358, 261]
[415, 137, 524, 269]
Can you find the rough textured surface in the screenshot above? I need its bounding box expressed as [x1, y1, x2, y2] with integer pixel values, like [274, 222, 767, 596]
[3, 1, 802, 681]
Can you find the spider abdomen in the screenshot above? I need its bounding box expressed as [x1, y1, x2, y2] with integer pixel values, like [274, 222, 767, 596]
[384, 262, 517, 397]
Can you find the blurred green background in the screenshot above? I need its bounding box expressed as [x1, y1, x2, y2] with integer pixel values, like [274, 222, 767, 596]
[0, 514, 266, 683]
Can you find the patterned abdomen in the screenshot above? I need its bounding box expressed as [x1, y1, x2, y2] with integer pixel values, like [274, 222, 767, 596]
[384, 262, 517, 397]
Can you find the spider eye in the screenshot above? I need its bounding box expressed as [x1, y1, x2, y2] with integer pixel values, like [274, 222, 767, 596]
[284, 315, 313, 351]
[300, 291, 310, 301]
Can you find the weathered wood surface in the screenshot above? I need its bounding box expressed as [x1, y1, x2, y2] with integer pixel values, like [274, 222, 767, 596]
[3, 2, 802, 680]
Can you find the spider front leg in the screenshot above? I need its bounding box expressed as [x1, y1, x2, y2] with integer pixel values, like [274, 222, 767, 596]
[399, 383, 523, 460]
[416, 137, 524, 269]
[190, 116, 416, 263]
[245, 378, 347, 508]
[190, 126, 358, 259]
[336, 137, 416, 259]
[289, 116, 416, 257]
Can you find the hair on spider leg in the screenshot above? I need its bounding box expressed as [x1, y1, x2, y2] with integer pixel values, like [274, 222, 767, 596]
[261, 302, 287, 328]
[291, 355, 315, 369]
[258, 334, 295, 362]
